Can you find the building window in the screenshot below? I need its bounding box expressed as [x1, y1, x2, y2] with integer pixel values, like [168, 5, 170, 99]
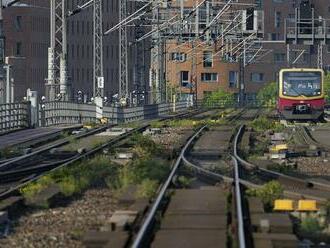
[180, 71, 189, 87]
[14, 16, 22, 31]
[170, 52, 186, 62]
[201, 73, 218, 82]
[274, 53, 286, 63]
[255, 0, 262, 8]
[251, 73, 264, 83]
[229, 71, 238, 88]
[203, 51, 213, 68]
[15, 42, 22, 56]
[275, 11, 281, 28]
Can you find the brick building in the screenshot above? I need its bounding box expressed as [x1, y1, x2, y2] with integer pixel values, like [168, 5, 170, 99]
[166, 40, 239, 101]
[3, 0, 149, 101]
[164, 0, 245, 101]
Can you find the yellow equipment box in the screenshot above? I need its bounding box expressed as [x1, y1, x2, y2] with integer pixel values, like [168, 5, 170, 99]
[273, 199, 294, 211]
[297, 200, 318, 211]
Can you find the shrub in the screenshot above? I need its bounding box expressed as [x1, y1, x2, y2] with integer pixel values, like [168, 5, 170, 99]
[300, 217, 323, 234]
[203, 89, 236, 108]
[177, 176, 193, 188]
[250, 116, 284, 132]
[136, 179, 159, 198]
[246, 181, 284, 210]
[257, 82, 277, 107]
[117, 158, 169, 189]
[19, 175, 55, 199]
[59, 176, 77, 196]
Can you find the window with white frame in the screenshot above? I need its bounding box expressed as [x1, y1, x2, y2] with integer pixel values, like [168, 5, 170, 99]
[203, 51, 213, 67]
[251, 72, 264, 83]
[180, 71, 189, 87]
[170, 52, 187, 62]
[201, 73, 218, 82]
[229, 71, 238, 88]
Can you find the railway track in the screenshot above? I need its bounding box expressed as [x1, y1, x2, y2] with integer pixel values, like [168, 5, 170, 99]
[131, 110, 261, 247]
[0, 110, 202, 200]
[131, 116, 330, 246]
[234, 125, 330, 202]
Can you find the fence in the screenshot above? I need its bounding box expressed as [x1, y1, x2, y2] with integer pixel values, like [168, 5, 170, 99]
[0, 102, 31, 134]
[39, 101, 191, 127]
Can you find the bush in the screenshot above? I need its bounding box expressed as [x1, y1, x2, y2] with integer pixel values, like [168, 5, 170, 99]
[20, 155, 119, 199]
[257, 82, 277, 107]
[300, 217, 323, 234]
[20, 175, 55, 199]
[177, 176, 193, 188]
[247, 181, 284, 210]
[136, 179, 159, 198]
[203, 89, 236, 108]
[130, 134, 163, 157]
[251, 116, 284, 132]
[59, 176, 78, 196]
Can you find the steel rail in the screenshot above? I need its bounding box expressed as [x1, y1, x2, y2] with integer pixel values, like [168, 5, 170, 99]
[0, 110, 201, 200]
[233, 157, 246, 248]
[0, 124, 113, 171]
[131, 125, 207, 248]
[233, 125, 330, 195]
[0, 110, 197, 171]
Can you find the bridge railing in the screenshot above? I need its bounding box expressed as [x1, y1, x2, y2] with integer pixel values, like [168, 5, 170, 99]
[40, 101, 97, 127]
[39, 101, 191, 126]
[0, 102, 31, 134]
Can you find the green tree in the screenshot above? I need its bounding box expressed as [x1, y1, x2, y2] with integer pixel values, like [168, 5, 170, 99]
[324, 73, 330, 102]
[203, 89, 235, 108]
[257, 82, 278, 107]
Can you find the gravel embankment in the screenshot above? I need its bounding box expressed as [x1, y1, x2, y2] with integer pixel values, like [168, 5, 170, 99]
[0, 189, 118, 248]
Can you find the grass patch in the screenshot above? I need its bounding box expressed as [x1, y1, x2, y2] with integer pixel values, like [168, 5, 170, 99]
[20, 155, 119, 199]
[250, 116, 284, 132]
[0, 147, 21, 159]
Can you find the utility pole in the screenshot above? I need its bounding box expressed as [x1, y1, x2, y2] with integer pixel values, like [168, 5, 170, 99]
[119, 0, 128, 105]
[93, 0, 104, 98]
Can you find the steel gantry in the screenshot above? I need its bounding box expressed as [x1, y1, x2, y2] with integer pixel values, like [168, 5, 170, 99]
[47, 0, 70, 101]
[119, 0, 129, 105]
[93, 0, 104, 98]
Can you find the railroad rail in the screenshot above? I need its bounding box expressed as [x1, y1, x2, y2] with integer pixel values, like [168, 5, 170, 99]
[234, 125, 330, 202]
[0, 110, 200, 200]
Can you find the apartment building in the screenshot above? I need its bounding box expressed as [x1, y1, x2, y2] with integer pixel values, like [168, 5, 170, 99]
[166, 41, 240, 100]
[244, 0, 330, 100]
[164, 0, 250, 100]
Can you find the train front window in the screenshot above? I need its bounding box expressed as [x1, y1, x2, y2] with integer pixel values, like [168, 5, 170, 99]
[283, 71, 322, 97]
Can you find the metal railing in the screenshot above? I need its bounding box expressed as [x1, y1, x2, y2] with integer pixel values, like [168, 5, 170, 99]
[0, 102, 30, 134]
[40, 101, 191, 127]
[285, 18, 330, 40]
[40, 101, 97, 127]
